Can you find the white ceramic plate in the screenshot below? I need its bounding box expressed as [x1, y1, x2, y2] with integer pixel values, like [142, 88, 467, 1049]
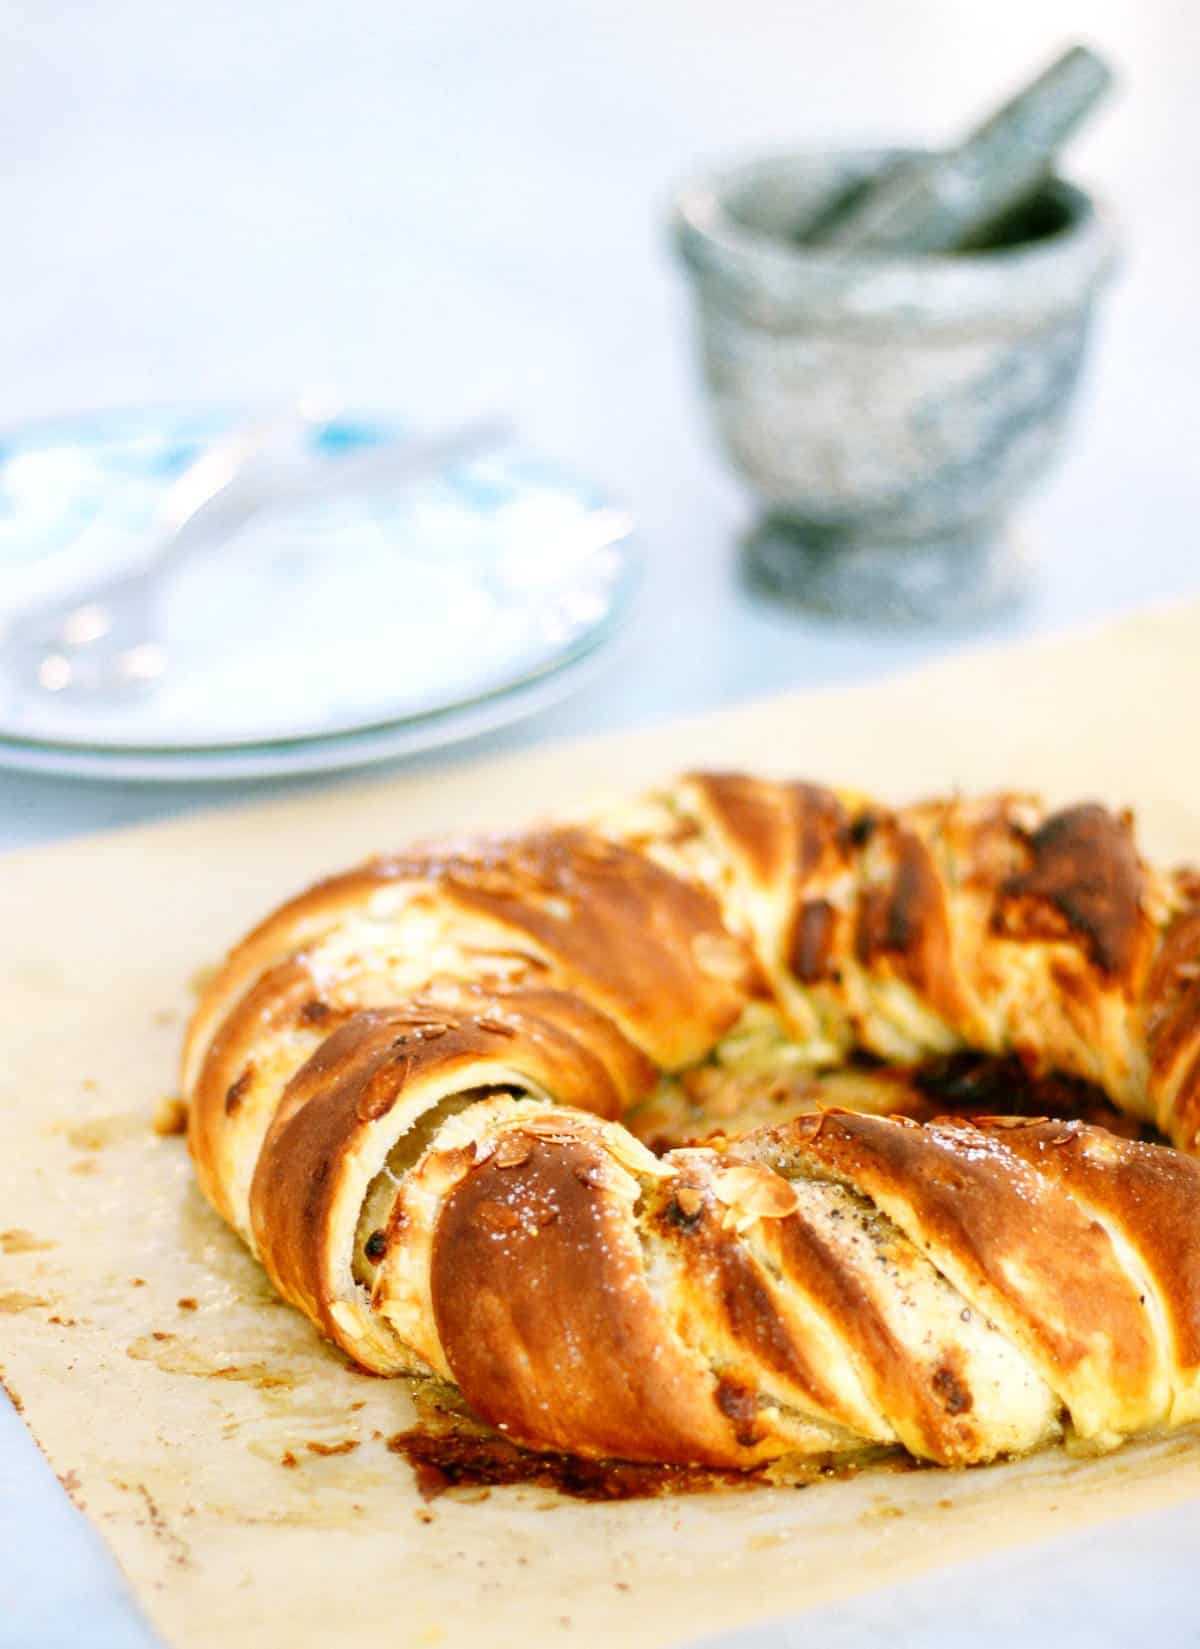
[0, 407, 640, 753]
[0, 645, 614, 782]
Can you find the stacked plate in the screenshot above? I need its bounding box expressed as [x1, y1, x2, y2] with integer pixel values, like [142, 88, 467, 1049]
[0, 408, 640, 780]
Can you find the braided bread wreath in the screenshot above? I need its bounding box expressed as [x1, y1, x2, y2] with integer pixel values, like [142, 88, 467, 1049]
[183, 774, 1200, 1478]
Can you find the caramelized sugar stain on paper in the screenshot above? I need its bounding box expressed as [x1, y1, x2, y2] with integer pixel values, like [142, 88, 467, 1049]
[5, 602, 1200, 1649]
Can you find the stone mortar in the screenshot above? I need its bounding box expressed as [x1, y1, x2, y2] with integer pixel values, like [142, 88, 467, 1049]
[672, 149, 1118, 622]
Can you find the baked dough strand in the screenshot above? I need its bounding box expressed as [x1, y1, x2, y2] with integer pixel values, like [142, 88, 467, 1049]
[184, 778, 1200, 1469]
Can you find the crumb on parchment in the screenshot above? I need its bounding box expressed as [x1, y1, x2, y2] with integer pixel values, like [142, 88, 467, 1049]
[152, 1097, 188, 1137]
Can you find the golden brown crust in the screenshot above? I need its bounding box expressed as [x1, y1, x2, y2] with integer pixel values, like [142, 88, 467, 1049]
[992, 804, 1151, 983]
[183, 776, 1200, 1473]
[961, 1117, 1200, 1387]
[643, 1162, 994, 1462]
[181, 863, 396, 1093]
[432, 1133, 753, 1466]
[855, 820, 967, 1025]
[750, 1183, 988, 1462]
[374, 829, 756, 1069]
[758, 1110, 1163, 1439]
[249, 993, 656, 1358]
[684, 773, 850, 893]
[787, 898, 839, 983]
[189, 956, 317, 1224]
[1146, 906, 1200, 1146]
[645, 1169, 838, 1422]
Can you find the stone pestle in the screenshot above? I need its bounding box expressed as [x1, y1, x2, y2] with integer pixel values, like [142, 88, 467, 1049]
[805, 43, 1114, 256]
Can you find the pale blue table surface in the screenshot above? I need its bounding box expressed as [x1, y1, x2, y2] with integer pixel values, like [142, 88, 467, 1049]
[3, 0, 1200, 1644]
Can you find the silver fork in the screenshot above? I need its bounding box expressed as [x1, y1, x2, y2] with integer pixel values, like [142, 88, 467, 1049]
[2, 413, 508, 704]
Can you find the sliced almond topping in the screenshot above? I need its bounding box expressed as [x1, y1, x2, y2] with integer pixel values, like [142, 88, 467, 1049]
[432, 1143, 477, 1180]
[494, 1134, 533, 1169]
[356, 1058, 409, 1122]
[523, 1116, 585, 1141]
[711, 1164, 798, 1220]
[673, 1186, 704, 1220]
[609, 1138, 667, 1180]
[476, 1201, 521, 1234]
[394, 1022, 452, 1045]
[476, 1016, 518, 1038]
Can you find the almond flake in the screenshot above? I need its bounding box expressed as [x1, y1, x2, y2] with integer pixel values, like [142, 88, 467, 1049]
[476, 1016, 517, 1038]
[494, 1135, 533, 1169]
[476, 1201, 520, 1234]
[521, 1119, 570, 1139]
[673, 1186, 704, 1220]
[603, 1127, 664, 1178]
[356, 1059, 409, 1122]
[392, 1022, 452, 1049]
[711, 1164, 798, 1220]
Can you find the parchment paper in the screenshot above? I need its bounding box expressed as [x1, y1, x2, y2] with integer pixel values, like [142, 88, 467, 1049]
[6, 600, 1200, 1649]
